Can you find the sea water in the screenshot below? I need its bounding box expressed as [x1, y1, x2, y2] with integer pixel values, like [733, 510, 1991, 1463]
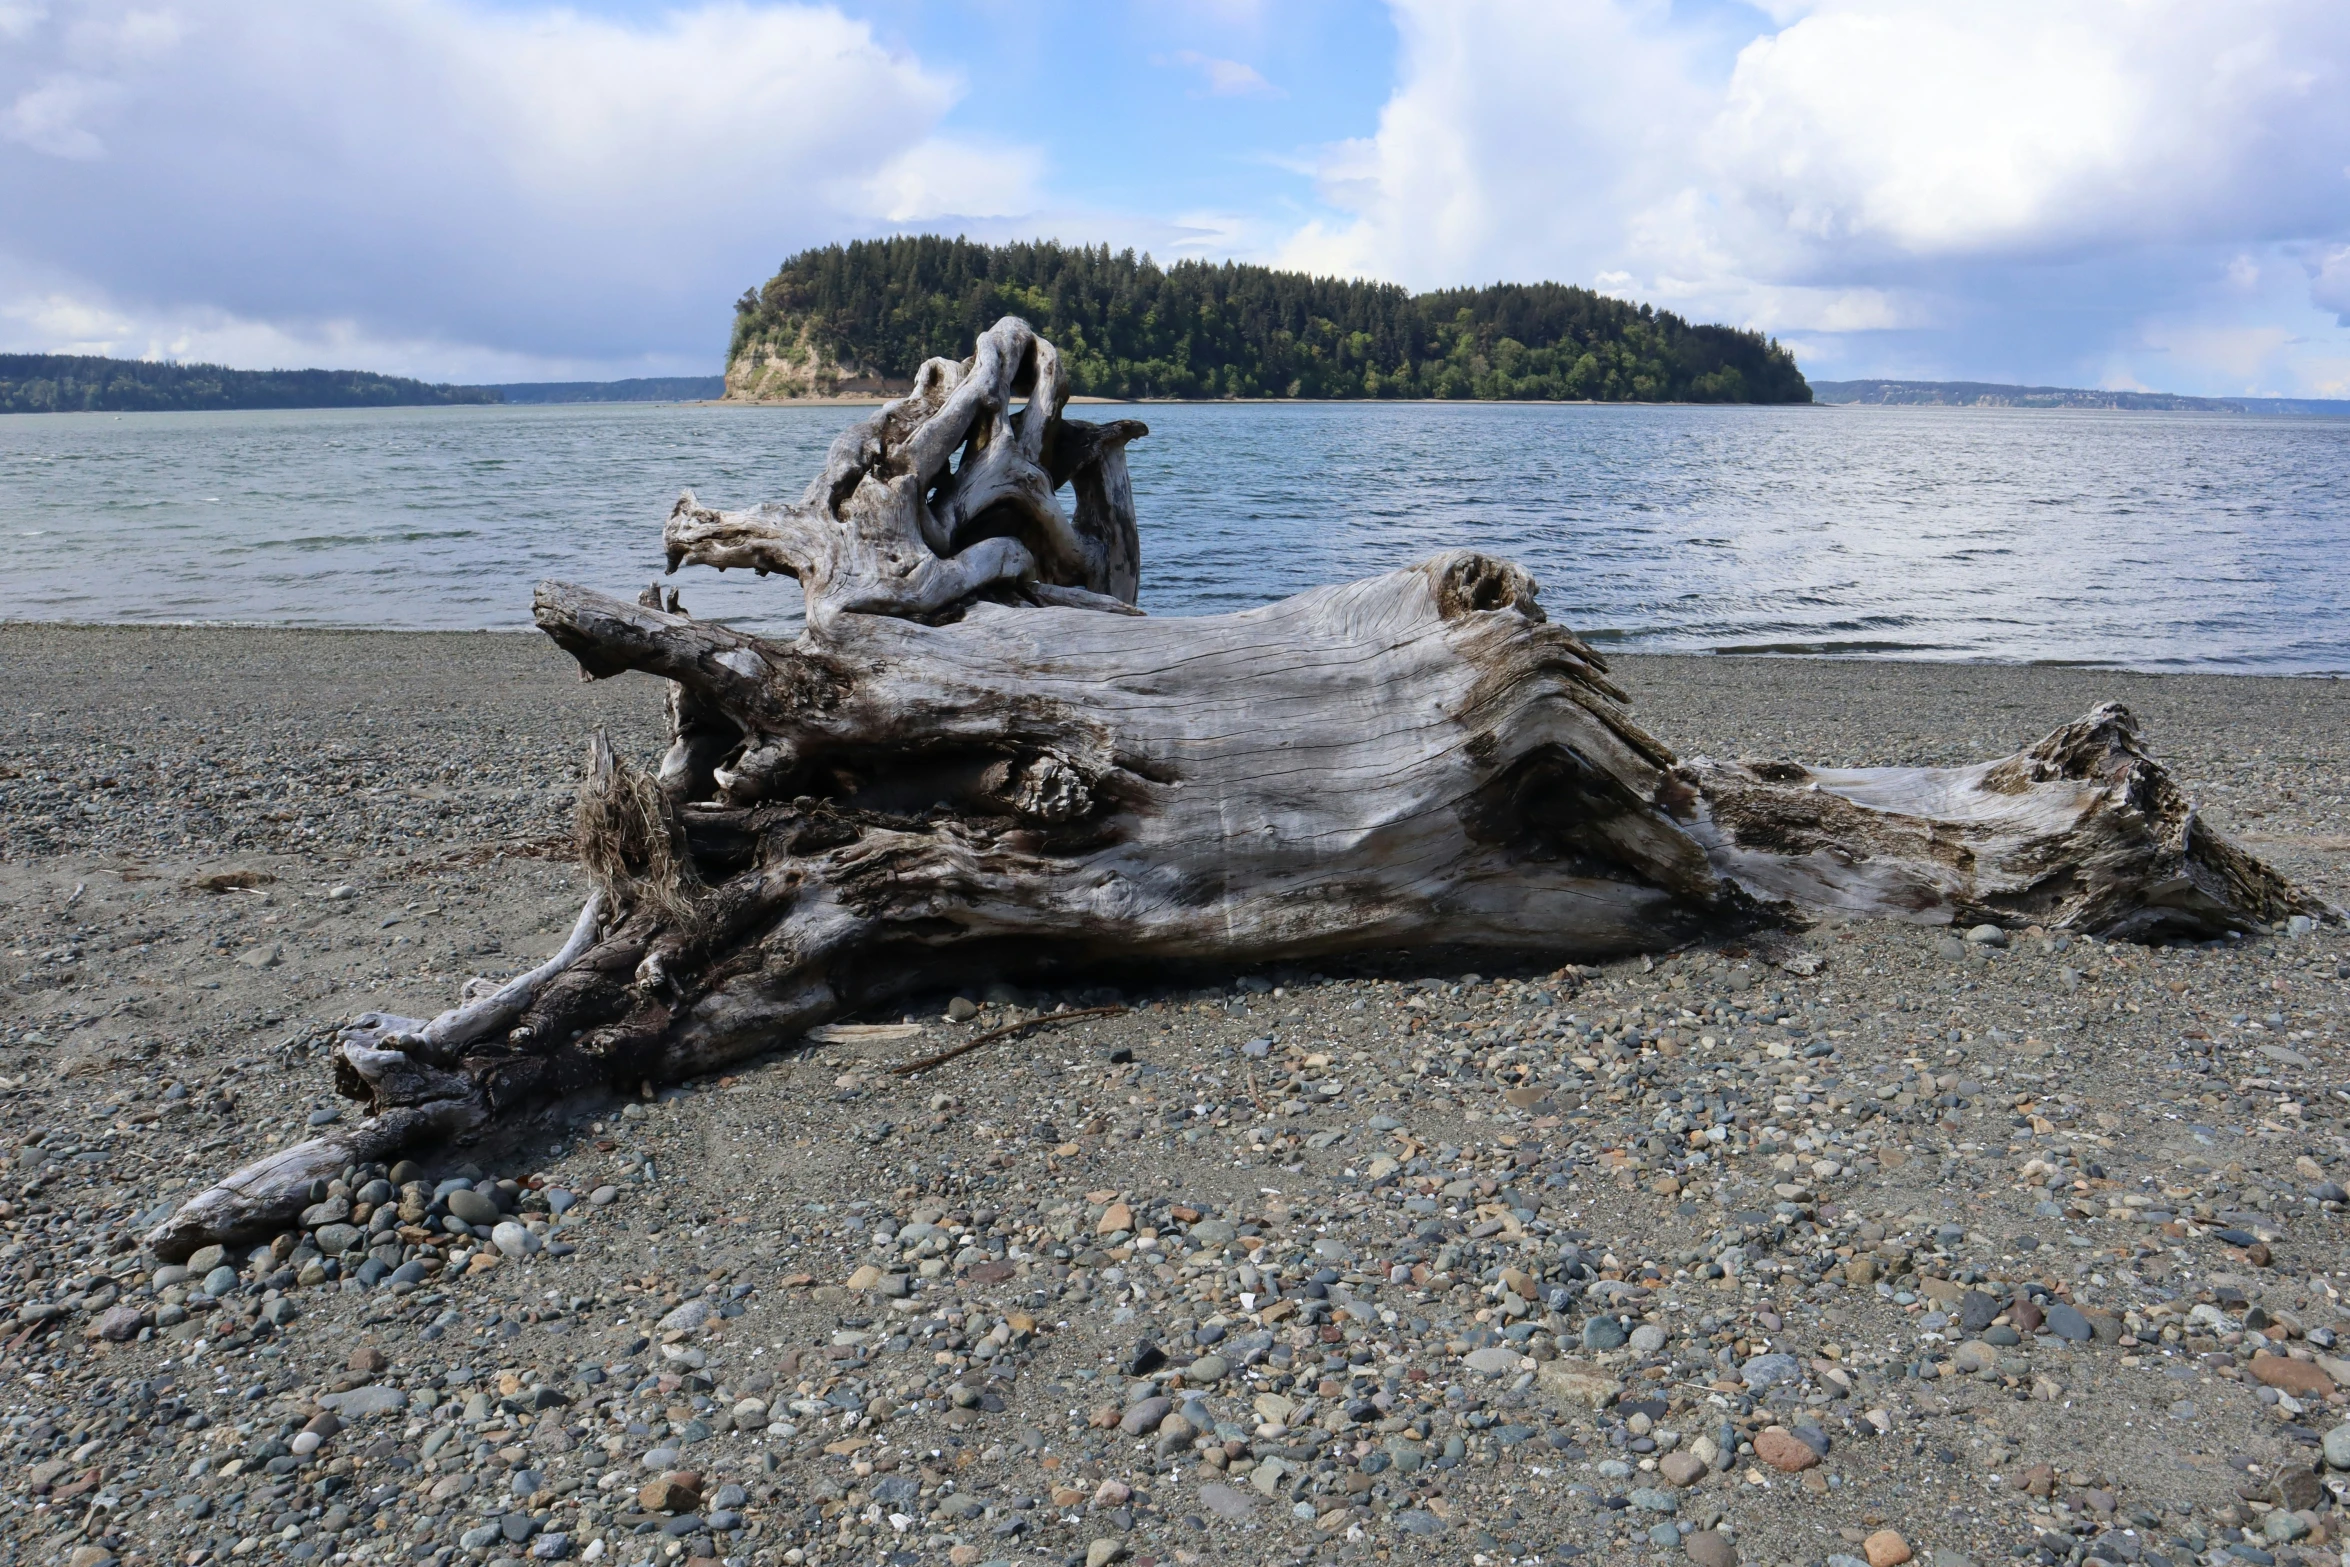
[1, 399, 2343, 672]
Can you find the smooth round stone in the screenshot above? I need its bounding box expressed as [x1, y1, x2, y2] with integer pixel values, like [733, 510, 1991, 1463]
[1582, 1316, 1629, 1351]
[186, 1244, 226, 1274]
[545, 1188, 576, 1216]
[2043, 1304, 2092, 1342]
[289, 1430, 322, 1456]
[446, 1188, 501, 1225]
[1964, 924, 2009, 947]
[201, 1265, 239, 1297]
[589, 1186, 620, 1207]
[2265, 1508, 2310, 1542]
[1628, 1323, 1667, 1354]
[313, 1223, 361, 1255]
[1186, 1353, 1230, 1384]
[2323, 1422, 2350, 1469]
[491, 1220, 541, 1258]
[640, 1446, 680, 1470]
[151, 1265, 191, 1291]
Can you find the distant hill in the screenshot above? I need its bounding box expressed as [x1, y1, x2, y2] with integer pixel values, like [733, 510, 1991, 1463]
[1813, 378, 2350, 417]
[0, 353, 497, 414]
[490, 376, 723, 404]
[728, 236, 1811, 404]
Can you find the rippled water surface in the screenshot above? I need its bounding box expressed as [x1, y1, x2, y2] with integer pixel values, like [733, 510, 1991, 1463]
[2, 400, 2344, 670]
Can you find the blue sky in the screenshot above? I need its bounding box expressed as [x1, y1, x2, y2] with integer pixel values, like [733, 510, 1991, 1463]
[5, 0, 2349, 396]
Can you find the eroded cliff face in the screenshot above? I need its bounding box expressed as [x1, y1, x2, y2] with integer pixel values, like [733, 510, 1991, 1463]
[723, 318, 908, 401]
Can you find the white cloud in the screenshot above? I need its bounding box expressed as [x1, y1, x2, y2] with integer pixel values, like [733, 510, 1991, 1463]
[1164, 51, 1281, 99]
[1278, 0, 2350, 391]
[2314, 246, 2350, 324]
[0, 1, 1042, 376]
[1713, 1, 2350, 261]
[2135, 321, 2301, 384]
[3, 73, 116, 157]
[855, 138, 1046, 225]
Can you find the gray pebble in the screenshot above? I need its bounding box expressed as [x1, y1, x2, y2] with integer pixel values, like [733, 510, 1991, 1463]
[446, 1187, 501, 1225]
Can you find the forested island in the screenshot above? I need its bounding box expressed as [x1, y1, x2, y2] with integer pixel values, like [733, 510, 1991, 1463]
[0, 354, 498, 414]
[727, 237, 1810, 404]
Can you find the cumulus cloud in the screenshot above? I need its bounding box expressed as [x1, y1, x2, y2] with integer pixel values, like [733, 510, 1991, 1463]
[1279, 0, 2350, 392]
[0, 1, 1038, 377]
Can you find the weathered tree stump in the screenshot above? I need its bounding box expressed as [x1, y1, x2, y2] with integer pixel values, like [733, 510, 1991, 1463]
[148, 317, 2331, 1259]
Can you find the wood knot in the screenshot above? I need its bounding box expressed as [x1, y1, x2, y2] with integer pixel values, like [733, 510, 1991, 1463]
[1433, 554, 1545, 623]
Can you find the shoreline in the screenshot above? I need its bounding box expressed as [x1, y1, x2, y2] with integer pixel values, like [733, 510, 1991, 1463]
[1, 618, 2340, 681]
[705, 393, 1829, 410]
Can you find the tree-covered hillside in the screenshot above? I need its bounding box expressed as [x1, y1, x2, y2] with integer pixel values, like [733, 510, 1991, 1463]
[729, 237, 1809, 404]
[0, 354, 499, 414]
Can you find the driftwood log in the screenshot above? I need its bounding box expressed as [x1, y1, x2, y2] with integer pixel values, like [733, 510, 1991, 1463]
[148, 317, 2332, 1259]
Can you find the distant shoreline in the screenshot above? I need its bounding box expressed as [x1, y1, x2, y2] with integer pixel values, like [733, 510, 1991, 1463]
[702, 393, 2350, 415]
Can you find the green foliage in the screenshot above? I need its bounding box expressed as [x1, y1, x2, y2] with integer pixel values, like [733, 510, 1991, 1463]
[731, 237, 1810, 404]
[0, 354, 501, 414]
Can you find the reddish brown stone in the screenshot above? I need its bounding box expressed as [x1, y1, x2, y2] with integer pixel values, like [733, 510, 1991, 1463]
[638, 1471, 703, 1514]
[1863, 1528, 1912, 1567]
[2249, 1353, 2336, 1398]
[1753, 1427, 1820, 1473]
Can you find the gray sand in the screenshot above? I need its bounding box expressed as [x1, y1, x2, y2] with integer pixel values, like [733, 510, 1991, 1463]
[2, 623, 2346, 1567]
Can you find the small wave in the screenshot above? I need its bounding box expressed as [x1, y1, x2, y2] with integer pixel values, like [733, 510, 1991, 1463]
[1710, 639, 1953, 656]
[260, 529, 482, 549]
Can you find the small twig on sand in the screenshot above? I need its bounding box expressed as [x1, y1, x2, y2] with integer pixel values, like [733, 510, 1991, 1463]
[891, 1004, 1127, 1077]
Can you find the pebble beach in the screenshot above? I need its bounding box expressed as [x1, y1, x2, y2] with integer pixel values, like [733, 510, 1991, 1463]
[2, 622, 2348, 1567]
